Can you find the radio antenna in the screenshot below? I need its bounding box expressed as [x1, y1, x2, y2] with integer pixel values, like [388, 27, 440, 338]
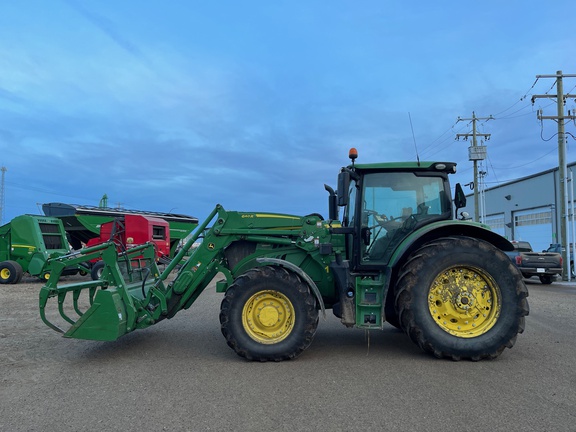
[408, 112, 420, 166]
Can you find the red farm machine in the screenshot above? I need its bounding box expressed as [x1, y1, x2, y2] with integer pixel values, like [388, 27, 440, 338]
[85, 214, 171, 280]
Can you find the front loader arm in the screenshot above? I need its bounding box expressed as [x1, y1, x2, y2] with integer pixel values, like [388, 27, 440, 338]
[39, 205, 238, 340]
[38, 204, 322, 342]
[152, 205, 238, 318]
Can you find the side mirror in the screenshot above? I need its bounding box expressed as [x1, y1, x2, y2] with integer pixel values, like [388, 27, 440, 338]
[337, 171, 350, 207]
[454, 183, 467, 211]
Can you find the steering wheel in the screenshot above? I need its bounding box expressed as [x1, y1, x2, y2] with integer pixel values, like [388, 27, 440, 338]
[364, 209, 387, 226]
[373, 213, 390, 225]
[374, 212, 404, 229]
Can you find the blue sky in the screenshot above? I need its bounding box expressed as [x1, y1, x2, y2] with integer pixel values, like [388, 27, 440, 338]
[1, 1, 575, 224]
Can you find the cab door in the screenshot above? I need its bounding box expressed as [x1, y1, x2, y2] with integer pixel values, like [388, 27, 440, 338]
[355, 171, 449, 268]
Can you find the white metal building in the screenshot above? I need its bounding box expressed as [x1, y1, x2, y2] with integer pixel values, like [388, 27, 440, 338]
[460, 162, 576, 252]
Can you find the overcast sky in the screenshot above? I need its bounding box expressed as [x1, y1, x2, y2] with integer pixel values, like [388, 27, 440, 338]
[1, 1, 575, 224]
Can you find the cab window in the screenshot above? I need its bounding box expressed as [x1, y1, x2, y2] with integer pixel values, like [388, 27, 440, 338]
[359, 172, 448, 264]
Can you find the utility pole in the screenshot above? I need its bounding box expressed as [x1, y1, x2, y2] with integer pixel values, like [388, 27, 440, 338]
[532, 70, 576, 280]
[0, 167, 6, 225]
[456, 112, 493, 222]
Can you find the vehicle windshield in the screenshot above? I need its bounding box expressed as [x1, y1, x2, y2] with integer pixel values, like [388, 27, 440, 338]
[358, 171, 449, 264]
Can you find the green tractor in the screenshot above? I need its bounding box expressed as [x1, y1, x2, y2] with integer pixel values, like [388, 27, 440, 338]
[40, 149, 529, 361]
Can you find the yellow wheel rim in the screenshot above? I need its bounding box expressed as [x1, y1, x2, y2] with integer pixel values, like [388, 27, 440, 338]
[428, 266, 501, 338]
[0, 268, 10, 280]
[42, 272, 50, 280]
[242, 290, 295, 344]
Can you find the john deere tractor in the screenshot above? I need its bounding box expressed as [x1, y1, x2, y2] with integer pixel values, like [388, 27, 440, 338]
[40, 149, 529, 361]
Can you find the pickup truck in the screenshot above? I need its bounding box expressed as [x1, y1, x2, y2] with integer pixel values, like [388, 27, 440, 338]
[546, 243, 574, 277]
[506, 240, 562, 284]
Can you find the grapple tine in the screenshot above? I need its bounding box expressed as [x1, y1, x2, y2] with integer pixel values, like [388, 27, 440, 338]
[39, 286, 65, 334]
[89, 287, 97, 305]
[39, 309, 65, 334]
[72, 290, 84, 317]
[58, 291, 78, 325]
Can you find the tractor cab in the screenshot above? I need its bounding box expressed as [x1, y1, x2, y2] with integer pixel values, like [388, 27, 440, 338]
[335, 149, 460, 270]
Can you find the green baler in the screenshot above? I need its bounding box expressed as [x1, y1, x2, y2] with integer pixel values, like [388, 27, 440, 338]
[0, 215, 86, 284]
[40, 150, 529, 361]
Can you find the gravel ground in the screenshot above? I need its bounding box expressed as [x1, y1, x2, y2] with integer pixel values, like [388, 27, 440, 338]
[1, 275, 575, 432]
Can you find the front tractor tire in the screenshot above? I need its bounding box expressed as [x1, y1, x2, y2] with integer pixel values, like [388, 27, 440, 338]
[395, 237, 529, 361]
[220, 266, 319, 361]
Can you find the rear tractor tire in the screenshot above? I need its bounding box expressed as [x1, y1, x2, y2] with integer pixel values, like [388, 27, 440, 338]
[395, 237, 529, 361]
[0, 260, 23, 284]
[220, 266, 319, 361]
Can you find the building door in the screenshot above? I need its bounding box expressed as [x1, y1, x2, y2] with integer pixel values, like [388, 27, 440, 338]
[484, 213, 505, 238]
[513, 207, 554, 252]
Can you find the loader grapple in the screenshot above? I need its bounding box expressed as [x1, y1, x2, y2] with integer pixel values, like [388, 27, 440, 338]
[39, 241, 160, 340]
[39, 206, 223, 342]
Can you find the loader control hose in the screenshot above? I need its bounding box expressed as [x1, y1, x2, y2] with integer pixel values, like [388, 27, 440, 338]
[141, 267, 151, 298]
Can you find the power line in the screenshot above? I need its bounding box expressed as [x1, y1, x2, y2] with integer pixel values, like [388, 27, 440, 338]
[491, 77, 540, 117]
[494, 103, 533, 120]
[419, 123, 468, 159]
[411, 78, 563, 163]
[540, 128, 560, 142]
[544, 78, 559, 94]
[414, 75, 574, 202]
[486, 154, 500, 186]
[420, 121, 459, 150]
[493, 100, 557, 121]
[489, 147, 558, 169]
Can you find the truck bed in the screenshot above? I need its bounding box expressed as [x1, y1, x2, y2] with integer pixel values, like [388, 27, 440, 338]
[505, 241, 562, 284]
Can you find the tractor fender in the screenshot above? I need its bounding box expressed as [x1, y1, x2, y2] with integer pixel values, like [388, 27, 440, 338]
[256, 257, 326, 318]
[389, 221, 514, 270]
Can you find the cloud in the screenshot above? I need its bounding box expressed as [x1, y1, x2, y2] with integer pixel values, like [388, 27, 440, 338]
[64, 0, 148, 63]
[1, 0, 575, 224]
